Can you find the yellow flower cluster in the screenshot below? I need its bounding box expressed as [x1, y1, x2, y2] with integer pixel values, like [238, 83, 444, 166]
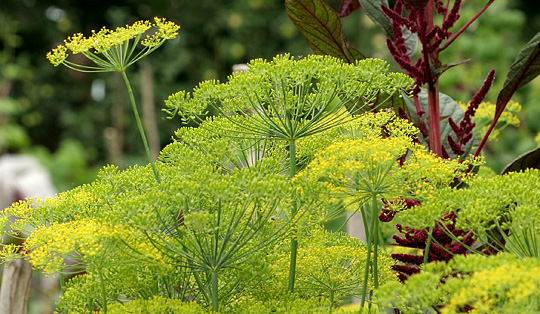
[270, 226, 396, 301]
[46, 17, 180, 71]
[297, 136, 410, 201]
[396, 148, 479, 200]
[142, 17, 181, 47]
[295, 110, 418, 162]
[107, 296, 209, 314]
[377, 253, 540, 313]
[296, 110, 483, 222]
[442, 260, 540, 313]
[23, 219, 161, 274]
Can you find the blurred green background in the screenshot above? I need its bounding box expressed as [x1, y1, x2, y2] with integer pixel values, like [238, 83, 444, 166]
[1, 0, 540, 313]
[1, 0, 539, 192]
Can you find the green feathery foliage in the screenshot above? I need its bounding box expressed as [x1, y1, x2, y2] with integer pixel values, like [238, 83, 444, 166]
[377, 253, 540, 313]
[164, 54, 414, 141]
[398, 168, 540, 257]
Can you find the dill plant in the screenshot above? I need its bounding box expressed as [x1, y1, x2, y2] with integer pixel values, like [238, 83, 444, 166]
[294, 111, 479, 309]
[398, 168, 540, 258]
[46, 17, 180, 183]
[164, 53, 414, 294]
[377, 253, 540, 313]
[1, 29, 489, 312]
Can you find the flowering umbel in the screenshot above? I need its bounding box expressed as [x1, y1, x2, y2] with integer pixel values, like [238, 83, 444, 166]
[46, 18, 179, 183]
[46, 17, 180, 72]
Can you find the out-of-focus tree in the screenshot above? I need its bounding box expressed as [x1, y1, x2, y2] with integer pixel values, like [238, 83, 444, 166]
[1, 0, 315, 180]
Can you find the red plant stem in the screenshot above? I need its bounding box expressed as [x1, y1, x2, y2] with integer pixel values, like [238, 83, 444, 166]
[414, 94, 422, 115]
[473, 107, 503, 158]
[419, 1, 443, 157]
[440, 0, 494, 52]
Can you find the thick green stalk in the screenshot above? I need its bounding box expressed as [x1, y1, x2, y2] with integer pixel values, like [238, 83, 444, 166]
[288, 139, 298, 292]
[97, 267, 107, 313]
[211, 271, 219, 312]
[59, 269, 67, 314]
[424, 225, 434, 265]
[360, 193, 379, 312]
[372, 195, 379, 290]
[120, 71, 161, 183]
[329, 290, 335, 314]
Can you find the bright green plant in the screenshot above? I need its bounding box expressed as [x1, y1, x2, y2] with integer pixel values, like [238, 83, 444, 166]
[269, 226, 396, 308]
[398, 168, 540, 258]
[294, 112, 481, 308]
[46, 17, 180, 182]
[164, 53, 414, 295]
[377, 253, 540, 313]
[1, 50, 426, 313]
[6, 13, 523, 312]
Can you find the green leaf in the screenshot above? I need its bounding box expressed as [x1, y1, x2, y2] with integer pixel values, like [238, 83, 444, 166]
[285, 0, 365, 63]
[501, 147, 540, 175]
[402, 26, 418, 58]
[358, 0, 393, 39]
[404, 89, 478, 160]
[496, 31, 540, 116]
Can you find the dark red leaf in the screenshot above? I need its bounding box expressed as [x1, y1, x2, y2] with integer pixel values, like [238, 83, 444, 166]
[285, 0, 365, 63]
[338, 0, 361, 17]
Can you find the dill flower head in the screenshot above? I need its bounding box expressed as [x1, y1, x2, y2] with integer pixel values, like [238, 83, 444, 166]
[269, 226, 397, 301]
[378, 253, 540, 314]
[46, 17, 180, 72]
[107, 296, 209, 314]
[400, 168, 540, 233]
[164, 54, 414, 141]
[22, 219, 160, 274]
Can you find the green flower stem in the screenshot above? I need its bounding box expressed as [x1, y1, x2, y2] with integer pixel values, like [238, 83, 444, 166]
[329, 290, 335, 314]
[192, 270, 210, 305]
[98, 266, 107, 313]
[360, 193, 379, 312]
[120, 70, 161, 183]
[361, 204, 370, 245]
[211, 271, 219, 312]
[288, 139, 298, 292]
[372, 196, 379, 290]
[59, 268, 67, 314]
[424, 225, 434, 265]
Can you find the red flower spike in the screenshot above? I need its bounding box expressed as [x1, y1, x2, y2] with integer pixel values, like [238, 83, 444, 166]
[398, 106, 409, 120]
[469, 69, 496, 113]
[391, 253, 424, 265]
[381, 4, 415, 30]
[447, 134, 464, 155]
[442, 145, 450, 159]
[442, 0, 462, 33]
[379, 208, 396, 222]
[460, 133, 473, 146]
[448, 117, 461, 135]
[435, 0, 447, 15]
[390, 213, 488, 281]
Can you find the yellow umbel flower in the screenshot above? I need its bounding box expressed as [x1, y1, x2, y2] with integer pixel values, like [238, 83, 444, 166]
[23, 219, 162, 274]
[46, 17, 180, 72]
[269, 226, 396, 304]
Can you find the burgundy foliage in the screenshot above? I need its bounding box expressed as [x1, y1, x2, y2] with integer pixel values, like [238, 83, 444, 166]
[380, 200, 477, 282]
[338, 0, 361, 17]
[447, 70, 496, 156]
